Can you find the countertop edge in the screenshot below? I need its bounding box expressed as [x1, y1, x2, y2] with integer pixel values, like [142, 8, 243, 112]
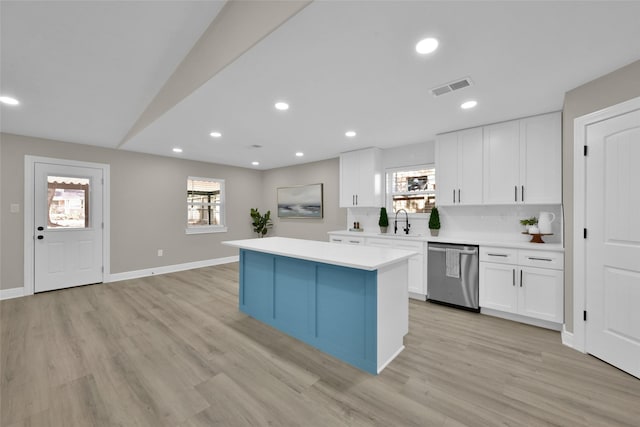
[327, 230, 565, 252]
[223, 237, 416, 271]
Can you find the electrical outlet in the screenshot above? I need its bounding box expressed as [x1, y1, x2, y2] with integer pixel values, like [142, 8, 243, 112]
[157, 249, 163, 257]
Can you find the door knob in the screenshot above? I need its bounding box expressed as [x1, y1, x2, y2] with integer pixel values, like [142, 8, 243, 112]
[37, 235, 44, 240]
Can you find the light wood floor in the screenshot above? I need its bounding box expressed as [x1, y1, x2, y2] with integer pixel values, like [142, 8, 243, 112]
[2, 263, 639, 427]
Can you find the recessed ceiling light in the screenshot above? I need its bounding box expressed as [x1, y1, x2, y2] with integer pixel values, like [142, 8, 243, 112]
[345, 131, 357, 137]
[295, 152, 304, 157]
[251, 161, 260, 166]
[461, 100, 478, 109]
[209, 131, 222, 138]
[415, 37, 439, 54]
[0, 96, 19, 105]
[274, 102, 289, 111]
[172, 147, 183, 153]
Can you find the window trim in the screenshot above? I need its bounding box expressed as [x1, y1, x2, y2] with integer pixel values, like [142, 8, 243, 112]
[186, 176, 227, 234]
[385, 163, 435, 217]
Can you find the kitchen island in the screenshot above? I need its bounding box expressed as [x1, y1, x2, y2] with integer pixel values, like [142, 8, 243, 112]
[222, 237, 415, 374]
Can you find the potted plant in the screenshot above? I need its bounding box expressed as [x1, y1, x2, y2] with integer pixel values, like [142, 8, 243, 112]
[429, 206, 440, 236]
[519, 216, 538, 234]
[250, 208, 273, 238]
[378, 207, 389, 233]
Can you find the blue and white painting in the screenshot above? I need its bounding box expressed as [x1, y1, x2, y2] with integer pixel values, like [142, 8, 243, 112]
[277, 184, 323, 218]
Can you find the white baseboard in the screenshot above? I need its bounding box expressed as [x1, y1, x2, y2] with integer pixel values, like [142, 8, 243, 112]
[0, 287, 25, 300]
[480, 308, 562, 331]
[561, 325, 574, 348]
[107, 256, 239, 283]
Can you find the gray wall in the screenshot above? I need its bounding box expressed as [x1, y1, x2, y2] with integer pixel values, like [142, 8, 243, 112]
[0, 133, 263, 290]
[562, 59, 640, 332]
[262, 158, 346, 241]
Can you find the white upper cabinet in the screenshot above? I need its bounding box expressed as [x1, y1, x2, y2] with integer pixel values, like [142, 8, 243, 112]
[520, 113, 562, 204]
[339, 148, 382, 207]
[435, 127, 483, 205]
[483, 120, 521, 204]
[483, 112, 561, 204]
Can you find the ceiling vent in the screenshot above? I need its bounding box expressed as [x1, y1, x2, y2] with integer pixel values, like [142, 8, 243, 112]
[430, 77, 473, 97]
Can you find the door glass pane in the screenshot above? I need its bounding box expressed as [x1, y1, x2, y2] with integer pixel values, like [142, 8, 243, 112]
[47, 176, 90, 229]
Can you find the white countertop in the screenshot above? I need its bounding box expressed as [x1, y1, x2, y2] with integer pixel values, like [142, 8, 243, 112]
[328, 230, 564, 252]
[223, 237, 417, 271]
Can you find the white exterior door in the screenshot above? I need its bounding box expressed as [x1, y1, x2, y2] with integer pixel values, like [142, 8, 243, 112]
[585, 107, 640, 378]
[34, 162, 104, 292]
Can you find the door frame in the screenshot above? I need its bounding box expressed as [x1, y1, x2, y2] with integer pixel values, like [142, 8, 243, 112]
[24, 156, 110, 296]
[572, 95, 640, 352]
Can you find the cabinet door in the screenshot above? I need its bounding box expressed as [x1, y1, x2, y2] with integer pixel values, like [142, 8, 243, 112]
[458, 127, 483, 205]
[520, 113, 561, 204]
[407, 254, 423, 295]
[355, 148, 382, 207]
[339, 150, 360, 207]
[479, 262, 517, 313]
[435, 132, 459, 206]
[483, 121, 520, 204]
[393, 240, 425, 295]
[518, 266, 563, 323]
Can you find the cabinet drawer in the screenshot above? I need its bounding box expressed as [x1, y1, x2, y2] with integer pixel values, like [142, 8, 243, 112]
[392, 240, 424, 253]
[330, 235, 365, 245]
[480, 247, 518, 264]
[518, 250, 563, 270]
[366, 237, 394, 248]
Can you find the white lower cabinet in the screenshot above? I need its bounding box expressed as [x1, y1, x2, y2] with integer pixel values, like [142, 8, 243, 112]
[330, 234, 426, 299]
[480, 247, 564, 325]
[366, 238, 426, 298]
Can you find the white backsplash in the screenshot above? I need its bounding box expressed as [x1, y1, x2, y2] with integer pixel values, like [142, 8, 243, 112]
[346, 204, 563, 245]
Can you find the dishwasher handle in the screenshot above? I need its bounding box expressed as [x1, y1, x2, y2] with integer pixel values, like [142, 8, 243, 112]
[428, 246, 477, 255]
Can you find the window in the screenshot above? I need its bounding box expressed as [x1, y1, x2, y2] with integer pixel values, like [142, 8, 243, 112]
[186, 177, 226, 234]
[386, 165, 436, 214]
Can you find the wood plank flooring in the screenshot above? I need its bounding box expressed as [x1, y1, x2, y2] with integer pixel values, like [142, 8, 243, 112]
[2, 263, 639, 426]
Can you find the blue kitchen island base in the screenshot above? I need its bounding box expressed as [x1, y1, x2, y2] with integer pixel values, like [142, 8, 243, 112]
[236, 246, 409, 374]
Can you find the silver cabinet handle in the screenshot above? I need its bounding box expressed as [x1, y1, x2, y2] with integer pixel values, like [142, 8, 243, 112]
[453, 189, 456, 204]
[514, 185, 518, 202]
[349, 240, 360, 244]
[487, 253, 508, 257]
[355, 195, 358, 205]
[458, 189, 461, 203]
[521, 185, 524, 202]
[527, 257, 553, 262]
[512, 269, 515, 286]
[333, 238, 343, 242]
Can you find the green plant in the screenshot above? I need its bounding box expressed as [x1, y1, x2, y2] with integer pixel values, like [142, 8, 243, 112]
[519, 216, 538, 226]
[250, 208, 272, 237]
[378, 207, 389, 227]
[428, 206, 440, 230]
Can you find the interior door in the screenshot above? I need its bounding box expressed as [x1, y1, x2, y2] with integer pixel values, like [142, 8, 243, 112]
[34, 162, 104, 292]
[585, 107, 640, 378]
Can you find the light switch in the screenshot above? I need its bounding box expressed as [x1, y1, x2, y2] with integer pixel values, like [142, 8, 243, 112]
[10, 203, 20, 213]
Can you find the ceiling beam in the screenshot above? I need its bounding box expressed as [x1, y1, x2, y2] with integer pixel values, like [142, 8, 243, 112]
[118, 0, 311, 148]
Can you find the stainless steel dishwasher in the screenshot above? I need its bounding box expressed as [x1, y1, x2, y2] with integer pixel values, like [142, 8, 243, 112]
[427, 242, 479, 312]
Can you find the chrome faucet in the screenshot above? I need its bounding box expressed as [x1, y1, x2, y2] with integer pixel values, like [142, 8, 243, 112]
[394, 209, 410, 235]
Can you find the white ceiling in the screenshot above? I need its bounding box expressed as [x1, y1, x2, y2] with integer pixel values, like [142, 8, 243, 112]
[2, 1, 640, 170]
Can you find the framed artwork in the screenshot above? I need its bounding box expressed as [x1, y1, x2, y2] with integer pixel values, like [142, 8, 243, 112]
[277, 183, 323, 218]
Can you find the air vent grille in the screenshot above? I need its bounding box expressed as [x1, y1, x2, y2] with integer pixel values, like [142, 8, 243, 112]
[430, 77, 473, 97]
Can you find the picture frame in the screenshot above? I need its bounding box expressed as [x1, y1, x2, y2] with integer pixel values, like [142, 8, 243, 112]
[277, 183, 323, 218]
